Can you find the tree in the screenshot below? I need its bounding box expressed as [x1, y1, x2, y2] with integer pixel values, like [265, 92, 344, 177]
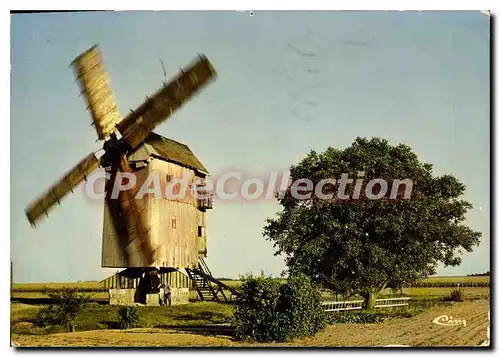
[264, 137, 481, 308]
[46, 288, 92, 332]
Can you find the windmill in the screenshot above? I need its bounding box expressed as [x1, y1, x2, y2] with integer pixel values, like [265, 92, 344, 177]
[25, 45, 218, 299]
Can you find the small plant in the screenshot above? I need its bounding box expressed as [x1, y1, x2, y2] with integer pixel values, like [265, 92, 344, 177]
[117, 306, 140, 329]
[327, 312, 387, 324]
[46, 288, 92, 332]
[445, 288, 465, 302]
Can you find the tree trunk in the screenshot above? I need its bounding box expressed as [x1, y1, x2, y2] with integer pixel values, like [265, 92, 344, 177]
[363, 292, 376, 309]
[68, 320, 75, 333]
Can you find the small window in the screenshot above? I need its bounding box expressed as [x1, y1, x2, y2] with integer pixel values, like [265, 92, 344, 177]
[172, 217, 177, 229]
[166, 174, 173, 183]
[198, 226, 204, 237]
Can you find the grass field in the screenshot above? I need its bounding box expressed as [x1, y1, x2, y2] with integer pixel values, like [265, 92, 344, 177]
[10, 279, 490, 347]
[11, 298, 490, 347]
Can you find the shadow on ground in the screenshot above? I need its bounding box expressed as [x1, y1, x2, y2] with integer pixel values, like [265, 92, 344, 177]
[155, 324, 236, 338]
[11, 297, 107, 305]
[99, 321, 121, 329]
[96, 322, 236, 339]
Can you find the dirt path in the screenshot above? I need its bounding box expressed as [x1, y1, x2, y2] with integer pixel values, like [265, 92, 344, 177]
[302, 299, 490, 347]
[12, 299, 490, 347]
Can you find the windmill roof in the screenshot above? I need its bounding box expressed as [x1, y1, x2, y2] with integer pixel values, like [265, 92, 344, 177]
[129, 132, 208, 174]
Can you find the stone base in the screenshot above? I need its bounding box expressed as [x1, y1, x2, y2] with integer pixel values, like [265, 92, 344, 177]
[146, 293, 160, 306]
[108, 287, 190, 306]
[109, 289, 136, 306]
[171, 287, 189, 305]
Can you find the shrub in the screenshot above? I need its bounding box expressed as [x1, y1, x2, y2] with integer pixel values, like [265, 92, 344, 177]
[233, 273, 327, 342]
[32, 305, 66, 328]
[45, 288, 92, 332]
[117, 306, 140, 329]
[327, 312, 386, 324]
[445, 288, 465, 302]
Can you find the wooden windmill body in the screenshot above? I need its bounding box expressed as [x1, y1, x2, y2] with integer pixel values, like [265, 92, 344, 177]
[24, 45, 231, 303]
[102, 132, 211, 269]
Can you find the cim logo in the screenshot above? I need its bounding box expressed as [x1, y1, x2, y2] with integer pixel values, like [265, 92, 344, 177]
[432, 315, 467, 327]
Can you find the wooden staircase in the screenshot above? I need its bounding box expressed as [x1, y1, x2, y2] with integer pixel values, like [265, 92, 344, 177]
[186, 258, 240, 302]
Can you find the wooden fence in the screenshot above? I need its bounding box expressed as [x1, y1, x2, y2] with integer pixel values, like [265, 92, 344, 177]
[322, 300, 364, 312]
[374, 297, 410, 308]
[322, 297, 410, 312]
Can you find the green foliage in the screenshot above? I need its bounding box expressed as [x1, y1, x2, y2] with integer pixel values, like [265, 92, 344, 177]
[32, 305, 66, 327]
[117, 306, 140, 329]
[41, 288, 92, 332]
[233, 273, 327, 342]
[264, 137, 482, 305]
[445, 288, 465, 302]
[327, 312, 386, 324]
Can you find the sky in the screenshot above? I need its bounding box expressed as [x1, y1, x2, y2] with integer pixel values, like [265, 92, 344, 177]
[10, 11, 490, 283]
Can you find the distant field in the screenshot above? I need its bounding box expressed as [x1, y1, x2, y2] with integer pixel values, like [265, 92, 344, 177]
[423, 276, 490, 283]
[320, 287, 490, 302]
[12, 281, 105, 292]
[411, 276, 490, 288]
[11, 275, 490, 294]
[401, 287, 490, 299]
[11, 292, 109, 301]
[220, 276, 490, 289]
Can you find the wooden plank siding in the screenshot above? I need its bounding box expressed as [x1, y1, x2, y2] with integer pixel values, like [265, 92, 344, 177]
[196, 209, 207, 257]
[102, 156, 208, 269]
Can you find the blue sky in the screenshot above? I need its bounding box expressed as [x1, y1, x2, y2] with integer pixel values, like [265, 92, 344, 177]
[11, 11, 489, 283]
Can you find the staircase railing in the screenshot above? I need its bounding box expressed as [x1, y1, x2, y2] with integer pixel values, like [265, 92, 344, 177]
[185, 267, 219, 302]
[194, 266, 241, 301]
[199, 257, 213, 277]
[186, 258, 241, 302]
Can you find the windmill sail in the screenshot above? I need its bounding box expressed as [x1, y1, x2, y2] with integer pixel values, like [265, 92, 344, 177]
[115, 155, 155, 266]
[72, 45, 122, 140]
[25, 153, 100, 226]
[117, 55, 216, 149]
[27, 45, 218, 272]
